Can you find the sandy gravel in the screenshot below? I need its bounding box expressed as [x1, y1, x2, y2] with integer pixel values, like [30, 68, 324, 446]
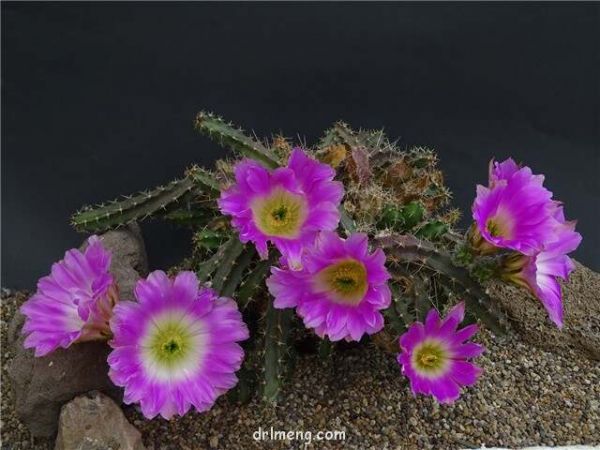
[1, 263, 599, 450]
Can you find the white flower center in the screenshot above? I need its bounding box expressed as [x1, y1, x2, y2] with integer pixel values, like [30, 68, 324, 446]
[140, 310, 208, 381]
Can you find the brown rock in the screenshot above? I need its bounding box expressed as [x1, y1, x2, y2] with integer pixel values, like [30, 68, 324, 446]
[55, 391, 144, 450]
[83, 223, 148, 301]
[7, 338, 120, 438]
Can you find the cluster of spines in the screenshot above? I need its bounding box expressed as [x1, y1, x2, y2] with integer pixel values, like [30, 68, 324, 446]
[316, 122, 454, 238]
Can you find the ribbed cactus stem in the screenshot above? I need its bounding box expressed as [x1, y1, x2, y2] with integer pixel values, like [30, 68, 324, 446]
[210, 240, 245, 293]
[261, 302, 292, 403]
[220, 246, 257, 297]
[164, 208, 215, 227]
[383, 283, 409, 336]
[186, 165, 221, 193]
[236, 258, 273, 310]
[194, 111, 279, 168]
[196, 236, 239, 282]
[71, 167, 220, 233]
[72, 176, 196, 232]
[376, 234, 510, 335]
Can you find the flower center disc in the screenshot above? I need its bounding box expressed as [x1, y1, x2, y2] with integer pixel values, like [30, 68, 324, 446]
[140, 311, 207, 382]
[148, 322, 191, 367]
[412, 340, 448, 376]
[485, 208, 513, 239]
[486, 219, 503, 237]
[314, 259, 368, 306]
[252, 188, 308, 238]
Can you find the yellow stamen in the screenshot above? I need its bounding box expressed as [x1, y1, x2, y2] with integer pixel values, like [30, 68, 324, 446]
[314, 259, 368, 305]
[252, 188, 308, 238]
[412, 340, 448, 375]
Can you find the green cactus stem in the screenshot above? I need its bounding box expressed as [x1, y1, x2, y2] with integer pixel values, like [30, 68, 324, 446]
[416, 220, 449, 241]
[163, 208, 216, 227]
[376, 234, 510, 335]
[194, 111, 279, 168]
[193, 229, 230, 253]
[236, 258, 274, 310]
[196, 236, 241, 283]
[72, 167, 219, 233]
[220, 246, 257, 297]
[210, 240, 246, 293]
[260, 302, 293, 403]
[72, 178, 195, 233]
[383, 283, 409, 336]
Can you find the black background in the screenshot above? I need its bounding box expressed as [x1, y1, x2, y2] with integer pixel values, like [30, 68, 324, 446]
[3, 2, 599, 289]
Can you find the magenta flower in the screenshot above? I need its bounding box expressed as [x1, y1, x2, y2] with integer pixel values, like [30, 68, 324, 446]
[218, 148, 344, 268]
[397, 302, 484, 404]
[107, 270, 249, 419]
[502, 215, 582, 328]
[267, 231, 391, 341]
[488, 157, 520, 186]
[472, 159, 557, 255]
[20, 236, 118, 357]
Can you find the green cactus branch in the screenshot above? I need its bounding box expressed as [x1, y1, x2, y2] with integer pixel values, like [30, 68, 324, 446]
[236, 257, 274, 310]
[196, 236, 240, 283]
[186, 165, 222, 193]
[221, 246, 257, 297]
[194, 111, 279, 169]
[71, 167, 220, 233]
[376, 234, 510, 335]
[72, 177, 195, 233]
[383, 283, 409, 337]
[163, 208, 216, 227]
[261, 302, 293, 403]
[210, 240, 246, 293]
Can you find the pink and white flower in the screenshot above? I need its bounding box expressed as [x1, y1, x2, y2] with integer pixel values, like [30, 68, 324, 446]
[267, 231, 391, 341]
[107, 270, 249, 419]
[397, 302, 484, 404]
[218, 148, 344, 269]
[21, 236, 118, 356]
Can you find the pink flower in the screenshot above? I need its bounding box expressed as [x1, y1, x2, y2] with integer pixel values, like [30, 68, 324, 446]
[476, 159, 583, 327]
[488, 157, 520, 186]
[472, 160, 556, 255]
[107, 271, 249, 419]
[21, 236, 118, 356]
[267, 231, 391, 341]
[397, 302, 484, 404]
[218, 148, 344, 268]
[502, 214, 582, 328]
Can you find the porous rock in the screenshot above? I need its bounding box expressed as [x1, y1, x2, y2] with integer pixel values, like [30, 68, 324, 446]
[55, 391, 145, 450]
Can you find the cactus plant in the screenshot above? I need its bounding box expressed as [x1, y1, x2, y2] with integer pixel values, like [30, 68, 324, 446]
[71, 111, 520, 404]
